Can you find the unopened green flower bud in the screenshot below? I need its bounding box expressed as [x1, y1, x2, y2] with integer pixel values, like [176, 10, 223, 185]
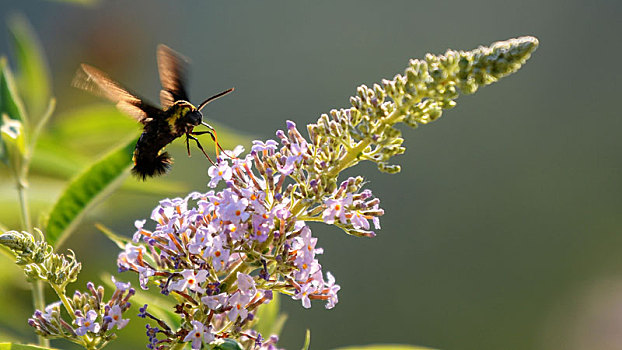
[378, 162, 401, 174]
[0, 114, 26, 175]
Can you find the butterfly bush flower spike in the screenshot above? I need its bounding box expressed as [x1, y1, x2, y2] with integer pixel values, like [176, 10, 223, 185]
[115, 36, 538, 349]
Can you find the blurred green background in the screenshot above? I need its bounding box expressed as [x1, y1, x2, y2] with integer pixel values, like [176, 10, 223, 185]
[0, 1, 621, 350]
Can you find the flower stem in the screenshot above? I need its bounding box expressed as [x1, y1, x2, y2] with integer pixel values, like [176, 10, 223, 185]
[32, 281, 49, 346]
[52, 284, 75, 317]
[17, 179, 49, 347]
[16, 179, 31, 233]
[327, 96, 419, 179]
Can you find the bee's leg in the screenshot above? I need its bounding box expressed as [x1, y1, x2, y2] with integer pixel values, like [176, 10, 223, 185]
[192, 130, 215, 140]
[195, 123, 238, 160]
[185, 134, 192, 156]
[187, 134, 216, 165]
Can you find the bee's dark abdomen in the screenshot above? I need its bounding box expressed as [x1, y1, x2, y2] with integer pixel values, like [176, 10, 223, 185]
[131, 129, 175, 180]
[132, 151, 172, 180]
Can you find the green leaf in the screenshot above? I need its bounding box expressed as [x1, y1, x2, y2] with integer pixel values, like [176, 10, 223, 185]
[0, 343, 59, 350]
[133, 289, 179, 328]
[0, 58, 27, 162]
[43, 136, 137, 248]
[1, 115, 26, 171]
[30, 136, 90, 178]
[0, 176, 67, 229]
[50, 104, 137, 152]
[0, 58, 27, 124]
[95, 223, 129, 249]
[8, 15, 51, 120]
[332, 345, 437, 350]
[301, 329, 311, 350]
[254, 292, 287, 337]
[31, 135, 187, 195]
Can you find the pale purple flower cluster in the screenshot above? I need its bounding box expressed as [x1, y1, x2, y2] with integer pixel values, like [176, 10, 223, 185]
[118, 121, 384, 349]
[29, 277, 133, 345]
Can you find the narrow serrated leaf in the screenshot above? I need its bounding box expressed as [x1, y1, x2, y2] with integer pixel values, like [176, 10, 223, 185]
[8, 15, 51, 119]
[44, 136, 137, 248]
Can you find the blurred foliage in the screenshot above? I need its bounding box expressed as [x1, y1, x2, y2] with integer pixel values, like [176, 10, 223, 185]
[333, 346, 436, 350]
[302, 330, 310, 350]
[0, 58, 27, 126]
[7, 14, 50, 121]
[254, 293, 287, 340]
[0, 343, 58, 350]
[44, 0, 98, 5]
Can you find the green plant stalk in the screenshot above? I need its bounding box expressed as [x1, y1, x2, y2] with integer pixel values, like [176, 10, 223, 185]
[18, 180, 49, 347]
[289, 101, 413, 217]
[51, 284, 75, 318]
[53, 283, 96, 349]
[32, 281, 48, 346]
[15, 128, 51, 347]
[327, 98, 415, 179]
[16, 178, 31, 233]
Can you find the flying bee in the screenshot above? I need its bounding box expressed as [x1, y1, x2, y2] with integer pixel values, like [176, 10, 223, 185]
[73, 44, 234, 180]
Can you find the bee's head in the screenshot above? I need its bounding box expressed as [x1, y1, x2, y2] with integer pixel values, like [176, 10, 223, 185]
[186, 110, 203, 126]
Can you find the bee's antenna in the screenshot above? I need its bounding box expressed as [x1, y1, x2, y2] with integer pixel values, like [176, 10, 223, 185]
[197, 87, 234, 111]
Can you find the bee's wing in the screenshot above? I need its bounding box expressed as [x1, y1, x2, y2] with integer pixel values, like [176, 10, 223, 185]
[73, 64, 161, 124]
[157, 44, 190, 109]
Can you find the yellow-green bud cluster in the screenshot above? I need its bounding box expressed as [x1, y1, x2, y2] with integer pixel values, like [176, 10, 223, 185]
[307, 36, 538, 175]
[0, 229, 81, 286]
